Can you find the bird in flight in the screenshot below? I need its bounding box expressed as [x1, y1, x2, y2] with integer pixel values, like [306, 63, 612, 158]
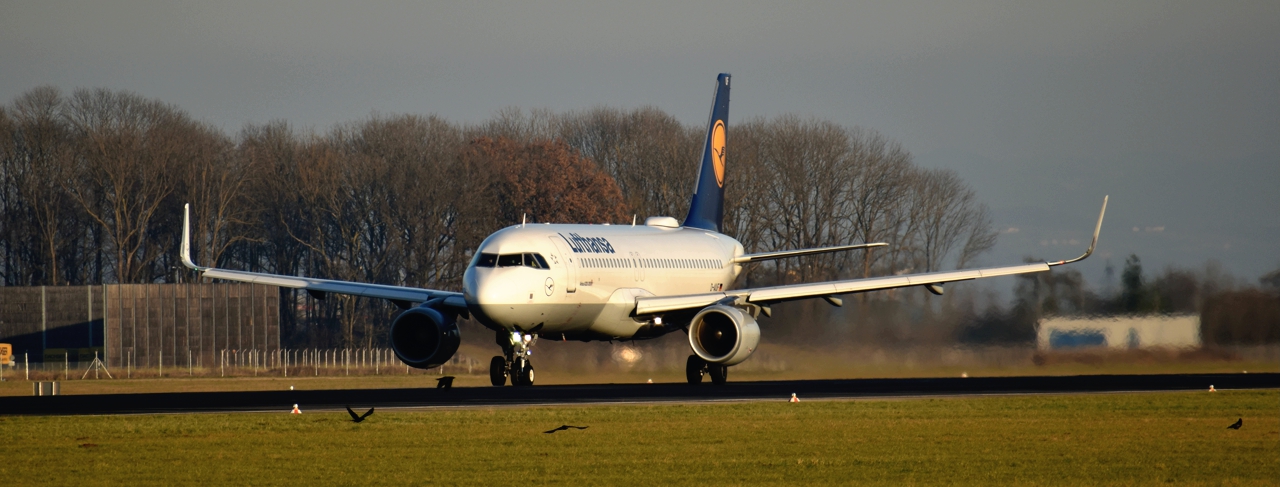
[1228, 418, 1242, 429]
[346, 406, 375, 423]
[543, 425, 589, 434]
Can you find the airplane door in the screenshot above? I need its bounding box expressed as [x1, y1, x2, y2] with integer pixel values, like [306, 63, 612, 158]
[631, 251, 644, 282]
[548, 236, 577, 293]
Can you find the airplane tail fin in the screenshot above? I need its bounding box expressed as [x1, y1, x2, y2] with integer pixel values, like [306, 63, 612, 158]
[682, 73, 731, 232]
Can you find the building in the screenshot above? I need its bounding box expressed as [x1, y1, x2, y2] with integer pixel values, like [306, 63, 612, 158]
[1036, 315, 1201, 350]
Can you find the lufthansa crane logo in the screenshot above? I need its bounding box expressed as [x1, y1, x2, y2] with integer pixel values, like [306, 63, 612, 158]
[711, 120, 726, 187]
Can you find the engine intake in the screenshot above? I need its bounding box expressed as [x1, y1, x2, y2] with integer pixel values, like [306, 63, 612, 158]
[688, 305, 761, 366]
[390, 306, 460, 369]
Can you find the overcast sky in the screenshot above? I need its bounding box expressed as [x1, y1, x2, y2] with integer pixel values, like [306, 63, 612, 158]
[3, 1, 1277, 290]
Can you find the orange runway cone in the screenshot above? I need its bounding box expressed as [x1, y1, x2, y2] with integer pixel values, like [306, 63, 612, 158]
[1209, 385, 1216, 392]
[789, 393, 799, 403]
[291, 404, 302, 414]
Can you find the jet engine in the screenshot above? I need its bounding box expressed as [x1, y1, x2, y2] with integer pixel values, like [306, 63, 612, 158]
[687, 305, 761, 366]
[390, 305, 460, 369]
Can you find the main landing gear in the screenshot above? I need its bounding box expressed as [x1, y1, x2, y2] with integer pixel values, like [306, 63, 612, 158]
[491, 330, 537, 386]
[686, 355, 728, 385]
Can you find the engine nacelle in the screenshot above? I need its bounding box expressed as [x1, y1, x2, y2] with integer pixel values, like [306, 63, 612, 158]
[390, 305, 460, 369]
[688, 305, 761, 366]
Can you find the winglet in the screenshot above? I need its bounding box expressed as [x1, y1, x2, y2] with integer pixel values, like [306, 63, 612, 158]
[1049, 195, 1108, 266]
[180, 204, 205, 271]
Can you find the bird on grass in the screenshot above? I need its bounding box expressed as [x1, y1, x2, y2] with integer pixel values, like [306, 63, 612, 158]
[1228, 418, 1242, 430]
[544, 425, 589, 434]
[437, 376, 455, 389]
[346, 406, 374, 423]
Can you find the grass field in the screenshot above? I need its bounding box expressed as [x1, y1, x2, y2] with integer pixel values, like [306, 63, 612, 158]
[2, 390, 1275, 485]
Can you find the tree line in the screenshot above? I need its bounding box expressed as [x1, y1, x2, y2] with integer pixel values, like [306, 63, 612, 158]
[0, 86, 1000, 348]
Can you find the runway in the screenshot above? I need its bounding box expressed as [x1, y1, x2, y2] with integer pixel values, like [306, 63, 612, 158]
[2, 373, 1276, 416]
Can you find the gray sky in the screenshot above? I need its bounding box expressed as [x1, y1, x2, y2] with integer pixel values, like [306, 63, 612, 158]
[3, 1, 1278, 290]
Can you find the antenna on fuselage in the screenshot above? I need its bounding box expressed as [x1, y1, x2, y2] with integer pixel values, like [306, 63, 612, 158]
[632, 214, 637, 227]
[522, 213, 527, 228]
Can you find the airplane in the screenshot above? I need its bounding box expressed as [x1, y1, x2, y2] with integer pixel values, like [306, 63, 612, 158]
[180, 73, 1108, 387]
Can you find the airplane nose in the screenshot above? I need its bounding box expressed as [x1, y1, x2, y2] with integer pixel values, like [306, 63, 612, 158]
[470, 270, 514, 326]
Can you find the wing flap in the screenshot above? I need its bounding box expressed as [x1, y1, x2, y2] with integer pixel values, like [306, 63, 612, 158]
[201, 268, 451, 303]
[731, 242, 886, 264]
[749, 263, 1049, 303]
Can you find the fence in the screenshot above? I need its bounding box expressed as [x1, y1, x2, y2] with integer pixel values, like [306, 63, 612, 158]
[3, 346, 483, 381]
[0, 285, 104, 363]
[105, 283, 280, 370]
[1, 283, 281, 372]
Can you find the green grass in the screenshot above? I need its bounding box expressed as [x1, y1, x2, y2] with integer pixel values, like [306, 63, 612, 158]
[2, 390, 1275, 485]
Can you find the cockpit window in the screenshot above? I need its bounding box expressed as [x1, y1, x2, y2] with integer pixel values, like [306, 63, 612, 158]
[474, 253, 497, 268]
[525, 253, 550, 269]
[486, 252, 552, 270]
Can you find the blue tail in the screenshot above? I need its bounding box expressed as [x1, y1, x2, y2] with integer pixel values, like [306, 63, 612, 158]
[683, 73, 731, 233]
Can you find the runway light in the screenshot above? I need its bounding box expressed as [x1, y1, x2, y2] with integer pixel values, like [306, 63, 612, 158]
[789, 393, 799, 403]
[291, 404, 302, 414]
[1209, 385, 1216, 392]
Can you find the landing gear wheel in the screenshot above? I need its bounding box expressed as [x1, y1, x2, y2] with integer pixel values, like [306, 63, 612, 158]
[512, 358, 534, 386]
[686, 355, 707, 384]
[709, 363, 728, 384]
[519, 362, 535, 386]
[489, 356, 507, 386]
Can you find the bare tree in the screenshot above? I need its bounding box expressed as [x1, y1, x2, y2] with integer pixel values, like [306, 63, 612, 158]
[906, 168, 993, 273]
[62, 88, 190, 283]
[845, 129, 913, 278]
[177, 120, 253, 273]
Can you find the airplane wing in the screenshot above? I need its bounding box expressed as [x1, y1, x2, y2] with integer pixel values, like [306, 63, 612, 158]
[179, 204, 465, 312]
[636, 196, 1107, 316]
[731, 242, 887, 264]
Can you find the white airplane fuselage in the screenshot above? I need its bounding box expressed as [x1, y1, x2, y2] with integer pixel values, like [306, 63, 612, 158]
[464, 220, 744, 340]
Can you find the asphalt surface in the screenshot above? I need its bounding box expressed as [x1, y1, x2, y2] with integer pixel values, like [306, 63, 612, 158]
[2, 373, 1275, 416]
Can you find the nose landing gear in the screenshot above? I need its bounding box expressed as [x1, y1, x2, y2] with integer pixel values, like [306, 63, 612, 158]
[491, 330, 538, 386]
